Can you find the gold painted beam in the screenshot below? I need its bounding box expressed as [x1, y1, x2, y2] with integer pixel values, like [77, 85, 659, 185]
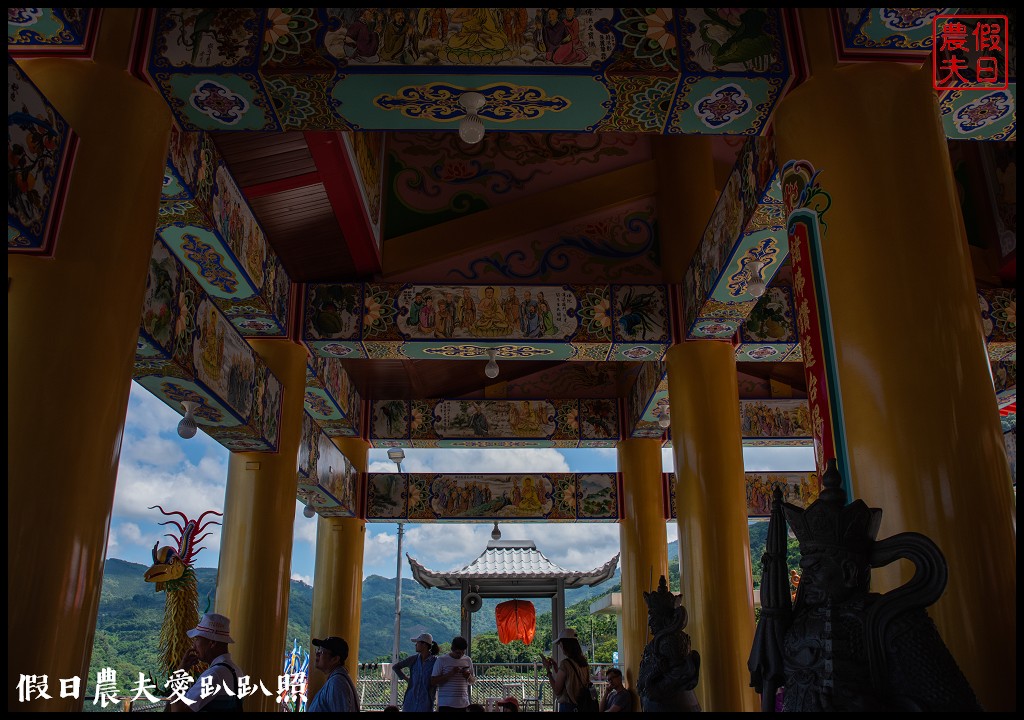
[382, 161, 657, 277]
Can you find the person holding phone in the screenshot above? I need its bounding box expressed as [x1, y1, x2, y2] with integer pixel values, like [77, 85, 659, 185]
[542, 628, 590, 712]
[431, 636, 475, 711]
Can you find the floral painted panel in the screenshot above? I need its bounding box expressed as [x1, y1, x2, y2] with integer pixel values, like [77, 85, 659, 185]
[8, 56, 77, 255]
[739, 399, 812, 440]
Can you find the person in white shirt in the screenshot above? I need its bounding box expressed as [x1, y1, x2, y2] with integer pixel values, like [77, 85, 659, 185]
[431, 636, 475, 711]
[168, 612, 244, 712]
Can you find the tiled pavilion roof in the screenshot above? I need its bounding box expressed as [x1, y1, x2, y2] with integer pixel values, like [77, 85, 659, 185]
[408, 539, 619, 591]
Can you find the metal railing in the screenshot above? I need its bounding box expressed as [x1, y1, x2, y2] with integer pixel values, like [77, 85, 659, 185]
[357, 661, 614, 712]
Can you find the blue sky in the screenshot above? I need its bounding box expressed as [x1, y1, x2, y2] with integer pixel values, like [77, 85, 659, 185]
[107, 381, 815, 586]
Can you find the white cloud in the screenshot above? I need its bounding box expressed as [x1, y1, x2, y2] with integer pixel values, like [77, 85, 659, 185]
[368, 448, 572, 474]
[119, 522, 145, 546]
[291, 572, 313, 587]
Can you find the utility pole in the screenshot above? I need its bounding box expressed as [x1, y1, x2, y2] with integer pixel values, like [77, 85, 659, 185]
[387, 448, 406, 708]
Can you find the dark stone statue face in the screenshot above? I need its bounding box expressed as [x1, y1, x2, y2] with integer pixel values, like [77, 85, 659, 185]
[798, 549, 860, 605]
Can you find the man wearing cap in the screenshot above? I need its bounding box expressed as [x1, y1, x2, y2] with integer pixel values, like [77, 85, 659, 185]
[308, 636, 359, 712]
[393, 632, 440, 712]
[169, 612, 244, 712]
[496, 695, 520, 712]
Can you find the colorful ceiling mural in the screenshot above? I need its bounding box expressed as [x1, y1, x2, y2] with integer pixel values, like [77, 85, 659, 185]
[7, 55, 77, 255]
[370, 398, 618, 448]
[158, 124, 291, 337]
[736, 283, 801, 362]
[131, 8, 794, 135]
[685, 130, 786, 339]
[133, 237, 283, 452]
[383, 131, 650, 238]
[832, 8, 954, 59]
[297, 413, 359, 518]
[303, 282, 671, 362]
[365, 472, 619, 522]
[305, 354, 362, 438]
[666, 470, 820, 519]
[980, 287, 1016, 362]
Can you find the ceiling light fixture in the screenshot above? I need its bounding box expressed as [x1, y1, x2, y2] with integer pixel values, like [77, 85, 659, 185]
[303, 504, 317, 519]
[746, 259, 767, 298]
[458, 91, 486, 145]
[484, 347, 500, 379]
[491, 522, 501, 541]
[387, 448, 406, 473]
[177, 401, 199, 439]
[658, 405, 672, 429]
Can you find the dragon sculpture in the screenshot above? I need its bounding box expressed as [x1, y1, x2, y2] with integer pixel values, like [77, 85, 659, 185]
[143, 506, 222, 676]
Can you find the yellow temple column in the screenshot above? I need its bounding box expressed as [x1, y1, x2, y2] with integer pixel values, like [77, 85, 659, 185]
[217, 339, 306, 712]
[310, 437, 369, 688]
[773, 9, 1016, 710]
[616, 438, 669, 690]
[667, 341, 758, 713]
[7, 10, 171, 712]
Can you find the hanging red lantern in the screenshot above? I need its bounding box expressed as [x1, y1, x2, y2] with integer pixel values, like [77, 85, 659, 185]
[496, 599, 536, 645]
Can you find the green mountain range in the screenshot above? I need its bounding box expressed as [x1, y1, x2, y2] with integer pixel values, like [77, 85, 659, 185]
[90, 536, 775, 685]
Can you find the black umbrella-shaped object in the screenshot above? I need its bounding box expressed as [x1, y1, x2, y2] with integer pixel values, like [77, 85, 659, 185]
[748, 487, 793, 711]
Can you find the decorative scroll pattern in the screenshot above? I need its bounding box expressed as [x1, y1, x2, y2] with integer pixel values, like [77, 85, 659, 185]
[366, 472, 619, 522]
[133, 236, 282, 452]
[297, 414, 358, 517]
[7, 8, 97, 53]
[8, 56, 77, 255]
[665, 471, 820, 519]
[139, 9, 794, 136]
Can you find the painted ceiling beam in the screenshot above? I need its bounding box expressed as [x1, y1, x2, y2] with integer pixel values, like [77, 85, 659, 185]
[305, 130, 382, 276]
[382, 161, 657, 278]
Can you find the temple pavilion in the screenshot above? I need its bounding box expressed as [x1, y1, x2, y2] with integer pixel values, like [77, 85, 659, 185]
[409, 537, 619, 652]
[8, 8, 1015, 712]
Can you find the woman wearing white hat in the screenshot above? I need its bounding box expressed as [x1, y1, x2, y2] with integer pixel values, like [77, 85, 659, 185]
[393, 632, 440, 712]
[542, 628, 591, 712]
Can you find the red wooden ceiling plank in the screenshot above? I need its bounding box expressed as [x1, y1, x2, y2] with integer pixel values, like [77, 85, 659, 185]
[304, 130, 381, 276]
[242, 171, 322, 199]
